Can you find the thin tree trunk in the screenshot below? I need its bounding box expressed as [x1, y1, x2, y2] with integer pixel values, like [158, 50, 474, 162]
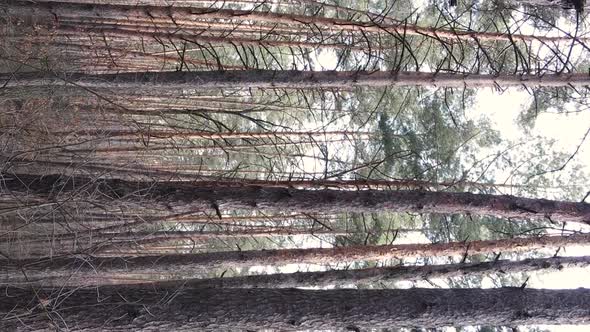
[44, 41, 248, 70]
[5, 160, 568, 192]
[60, 138, 357, 154]
[3, 0, 584, 43]
[180, 255, 590, 288]
[1, 286, 590, 330]
[2, 228, 335, 245]
[52, 25, 364, 50]
[3, 233, 589, 283]
[2, 228, 342, 258]
[19, 255, 590, 287]
[3, 173, 590, 223]
[3, 70, 589, 92]
[51, 129, 372, 139]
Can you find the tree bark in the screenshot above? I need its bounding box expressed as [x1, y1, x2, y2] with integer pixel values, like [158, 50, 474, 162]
[2, 70, 589, 91]
[3, 173, 590, 224]
[1, 228, 342, 258]
[50, 129, 372, 140]
[13, 255, 590, 287]
[175, 255, 590, 289]
[2, 286, 590, 330]
[3, 233, 590, 284]
[2, 0, 584, 43]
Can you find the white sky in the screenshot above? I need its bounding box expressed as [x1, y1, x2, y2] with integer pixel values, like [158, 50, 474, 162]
[474, 87, 590, 165]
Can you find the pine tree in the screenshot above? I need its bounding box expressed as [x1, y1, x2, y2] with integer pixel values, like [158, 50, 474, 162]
[2, 286, 590, 330]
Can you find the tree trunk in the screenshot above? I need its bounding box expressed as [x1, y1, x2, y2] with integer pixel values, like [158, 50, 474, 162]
[4, 173, 590, 223]
[3, 233, 589, 284]
[50, 129, 372, 140]
[2, 70, 589, 91]
[1, 286, 590, 330]
[2, 0, 583, 43]
[179, 255, 590, 289]
[13, 255, 590, 287]
[1, 228, 342, 258]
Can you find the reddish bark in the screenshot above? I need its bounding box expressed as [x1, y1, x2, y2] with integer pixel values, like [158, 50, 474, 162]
[3, 233, 589, 284]
[4, 173, 590, 224]
[3, 1, 584, 43]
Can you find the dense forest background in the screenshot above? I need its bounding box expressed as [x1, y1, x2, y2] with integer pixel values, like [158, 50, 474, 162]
[1, 0, 590, 330]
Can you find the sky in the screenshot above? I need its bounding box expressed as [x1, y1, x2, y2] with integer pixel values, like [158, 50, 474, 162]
[473, 87, 590, 173]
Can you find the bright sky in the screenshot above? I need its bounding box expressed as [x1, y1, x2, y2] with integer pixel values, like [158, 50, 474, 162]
[474, 87, 590, 166]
